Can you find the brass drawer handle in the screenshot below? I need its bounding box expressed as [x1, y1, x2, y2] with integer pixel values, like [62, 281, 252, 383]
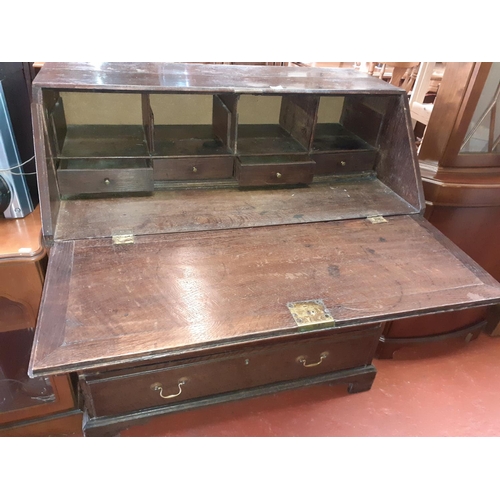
[296, 351, 329, 368]
[150, 378, 188, 399]
[276, 172, 282, 178]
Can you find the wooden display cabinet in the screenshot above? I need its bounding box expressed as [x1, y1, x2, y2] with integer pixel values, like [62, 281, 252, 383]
[378, 62, 500, 357]
[28, 63, 500, 436]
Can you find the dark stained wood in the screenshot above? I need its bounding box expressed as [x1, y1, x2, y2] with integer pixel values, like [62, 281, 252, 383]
[141, 93, 154, 154]
[382, 66, 500, 348]
[32, 86, 60, 242]
[31, 215, 500, 376]
[60, 125, 149, 158]
[54, 179, 416, 241]
[85, 326, 380, 418]
[376, 320, 486, 359]
[218, 94, 239, 152]
[235, 155, 315, 186]
[312, 150, 377, 175]
[236, 124, 307, 155]
[28, 240, 74, 376]
[374, 94, 424, 212]
[153, 124, 232, 157]
[83, 366, 377, 437]
[57, 160, 153, 196]
[485, 304, 500, 336]
[80, 323, 378, 378]
[340, 95, 386, 148]
[279, 95, 319, 150]
[212, 95, 232, 149]
[29, 63, 500, 432]
[33, 63, 404, 94]
[153, 157, 234, 181]
[50, 96, 66, 155]
[312, 123, 374, 152]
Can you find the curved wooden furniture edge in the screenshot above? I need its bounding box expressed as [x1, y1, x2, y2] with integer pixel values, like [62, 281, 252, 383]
[0, 206, 46, 262]
[375, 319, 488, 359]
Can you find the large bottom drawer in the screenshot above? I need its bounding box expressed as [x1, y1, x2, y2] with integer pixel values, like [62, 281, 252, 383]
[81, 325, 381, 418]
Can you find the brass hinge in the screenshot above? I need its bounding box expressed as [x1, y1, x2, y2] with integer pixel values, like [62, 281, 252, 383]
[112, 233, 135, 245]
[367, 215, 387, 224]
[287, 299, 335, 329]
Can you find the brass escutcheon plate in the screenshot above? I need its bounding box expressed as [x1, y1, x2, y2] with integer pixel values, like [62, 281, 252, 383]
[287, 299, 335, 327]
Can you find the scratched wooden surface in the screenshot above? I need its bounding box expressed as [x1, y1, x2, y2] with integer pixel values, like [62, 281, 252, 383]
[33, 63, 404, 94]
[54, 178, 416, 241]
[30, 215, 500, 376]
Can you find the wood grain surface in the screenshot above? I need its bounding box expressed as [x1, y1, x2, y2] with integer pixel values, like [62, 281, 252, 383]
[33, 63, 405, 94]
[30, 215, 500, 376]
[54, 178, 416, 241]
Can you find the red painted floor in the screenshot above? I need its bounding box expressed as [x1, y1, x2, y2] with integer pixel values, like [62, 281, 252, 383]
[121, 333, 500, 437]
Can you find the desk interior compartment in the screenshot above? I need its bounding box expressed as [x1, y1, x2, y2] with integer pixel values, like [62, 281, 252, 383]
[43, 90, 153, 197]
[46, 90, 151, 159]
[151, 94, 234, 181]
[311, 95, 384, 176]
[235, 94, 318, 156]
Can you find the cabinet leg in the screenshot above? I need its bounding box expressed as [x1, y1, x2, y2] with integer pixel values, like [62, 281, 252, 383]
[485, 305, 500, 337]
[375, 342, 400, 359]
[347, 371, 376, 394]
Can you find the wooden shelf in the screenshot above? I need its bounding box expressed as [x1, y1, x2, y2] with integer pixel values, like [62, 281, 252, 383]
[60, 125, 149, 158]
[312, 123, 375, 152]
[54, 177, 417, 241]
[236, 124, 307, 155]
[154, 125, 232, 157]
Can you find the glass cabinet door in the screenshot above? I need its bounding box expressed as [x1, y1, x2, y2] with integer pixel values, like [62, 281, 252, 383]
[460, 62, 500, 155]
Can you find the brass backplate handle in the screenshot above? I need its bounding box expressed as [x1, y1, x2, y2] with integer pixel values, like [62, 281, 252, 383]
[150, 378, 188, 399]
[296, 351, 329, 368]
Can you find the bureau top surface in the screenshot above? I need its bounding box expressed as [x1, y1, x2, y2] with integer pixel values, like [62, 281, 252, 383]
[33, 63, 404, 94]
[30, 215, 500, 376]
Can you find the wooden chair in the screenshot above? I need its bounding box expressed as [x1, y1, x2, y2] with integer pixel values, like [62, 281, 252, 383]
[368, 62, 420, 92]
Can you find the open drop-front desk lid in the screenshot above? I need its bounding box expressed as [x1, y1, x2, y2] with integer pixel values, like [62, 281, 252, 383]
[28, 63, 500, 377]
[30, 214, 500, 376]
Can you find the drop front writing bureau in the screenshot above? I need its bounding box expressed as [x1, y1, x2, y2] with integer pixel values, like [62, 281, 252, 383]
[28, 63, 500, 436]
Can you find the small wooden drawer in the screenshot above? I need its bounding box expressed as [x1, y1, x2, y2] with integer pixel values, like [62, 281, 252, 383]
[57, 159, 153, 196]
[235, 155, 315, 187]
[82, 325, 380, 418]
[312, 150, 377, 176]
[153, 156, 234, 181]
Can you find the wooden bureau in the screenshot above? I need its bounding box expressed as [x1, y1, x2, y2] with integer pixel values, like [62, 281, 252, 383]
[28, 63, 500, 436]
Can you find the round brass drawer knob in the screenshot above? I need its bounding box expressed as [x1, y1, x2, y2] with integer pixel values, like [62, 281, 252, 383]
[276, 172, 282, 178]
[104, 178, 111, 185]
[340, 161, 346, 167]
[193, 167, 198, 173]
